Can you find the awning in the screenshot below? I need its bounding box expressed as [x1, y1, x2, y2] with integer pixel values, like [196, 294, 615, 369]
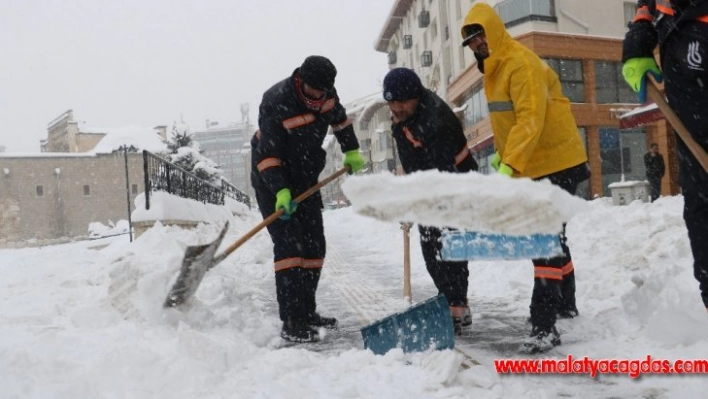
[619, 102, 664, 129]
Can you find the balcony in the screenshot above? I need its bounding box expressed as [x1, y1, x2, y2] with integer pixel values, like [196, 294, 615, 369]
[403, 35, 412, 49]
[418, 10, 430, 28]
[421, 51, 433, 67]
[494, 0, 556, 28]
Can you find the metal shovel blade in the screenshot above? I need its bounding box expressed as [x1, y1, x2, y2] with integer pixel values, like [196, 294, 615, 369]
[361, 294, 456, 355]
[163, 222, 230, 308]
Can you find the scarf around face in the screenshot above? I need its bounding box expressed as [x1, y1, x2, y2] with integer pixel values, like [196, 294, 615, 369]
[295, 75, 326, 111]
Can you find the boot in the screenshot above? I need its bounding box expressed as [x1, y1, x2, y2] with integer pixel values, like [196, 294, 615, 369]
[521, 325, 560, 354]
[450, 304, 472, 335]
[281, 318, 320, 343]
[557, 307, 579, 319]
[308, 312, 338, 330]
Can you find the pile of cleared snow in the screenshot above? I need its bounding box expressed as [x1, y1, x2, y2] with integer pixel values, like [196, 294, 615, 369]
[342, 170, 589, 235]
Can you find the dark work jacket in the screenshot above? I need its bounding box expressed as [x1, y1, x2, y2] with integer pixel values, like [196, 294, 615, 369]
[391, 89, 478, 174]
[623, 0, 708, 149]
[251, 71, 359, 197]
[644, 151, 666, 179]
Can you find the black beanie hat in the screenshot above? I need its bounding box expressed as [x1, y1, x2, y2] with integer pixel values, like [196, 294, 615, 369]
[298, 55, 337, 92]
[383, 68, 424, 101]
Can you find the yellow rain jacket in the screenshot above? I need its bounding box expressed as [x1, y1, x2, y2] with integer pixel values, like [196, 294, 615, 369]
[461, 3, 587, 179]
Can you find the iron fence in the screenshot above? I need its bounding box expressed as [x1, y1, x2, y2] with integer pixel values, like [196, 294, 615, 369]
[142, 150, 251, 210]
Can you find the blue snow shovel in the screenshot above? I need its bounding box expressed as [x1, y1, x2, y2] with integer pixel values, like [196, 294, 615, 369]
[361, 294, 456, 355]
[440, 230, 563, 261]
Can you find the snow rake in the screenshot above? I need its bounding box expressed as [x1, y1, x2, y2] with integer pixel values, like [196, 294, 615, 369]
[164, 166, 351, 308]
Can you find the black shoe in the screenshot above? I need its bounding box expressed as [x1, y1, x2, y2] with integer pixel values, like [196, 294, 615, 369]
[557, 308, 579, 319]
[308, 313, 338, 330]
[450, 305, 472, 335]
[521, 325, 561, 354]
[281, 319, 320, 343]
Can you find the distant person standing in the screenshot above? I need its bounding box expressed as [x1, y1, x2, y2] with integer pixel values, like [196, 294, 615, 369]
[644, 143, 665, 202]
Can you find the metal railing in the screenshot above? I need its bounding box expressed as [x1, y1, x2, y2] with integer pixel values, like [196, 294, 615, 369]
[142, 150, 251, 210]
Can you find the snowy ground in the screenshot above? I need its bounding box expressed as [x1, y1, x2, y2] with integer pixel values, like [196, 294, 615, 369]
[1, 190, 707, 398]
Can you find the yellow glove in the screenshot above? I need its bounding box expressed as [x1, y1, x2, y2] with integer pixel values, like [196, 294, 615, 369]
[275, 188, 297, 220]
[622, 57, 662, 103]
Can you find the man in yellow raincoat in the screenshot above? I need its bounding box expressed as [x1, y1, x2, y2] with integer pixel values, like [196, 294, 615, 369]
[461, 2, 590, 354]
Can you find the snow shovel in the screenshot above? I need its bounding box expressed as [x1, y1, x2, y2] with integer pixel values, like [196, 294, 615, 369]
[440, 230, 563, 261]
[361, 294, 456, 355]
[360, 224, 456, 355]
[646, 79, 708, 172]
[164, 166, 351, 308]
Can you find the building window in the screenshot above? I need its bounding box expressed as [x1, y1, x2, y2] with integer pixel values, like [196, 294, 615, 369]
[83, 185, 90, 196]
[595, 61, 637, 104]
[600, 127, 646, 194]
[403, 35, 413, 49]
[388, 51, 397, 65]
[624, 2, 636, 27]
[36, 185, 44, 197]
[421, 51, 433, 67]
[131, 184, 138, 194]
[462, 86, 489, 127]
[543, 58, 585, 103]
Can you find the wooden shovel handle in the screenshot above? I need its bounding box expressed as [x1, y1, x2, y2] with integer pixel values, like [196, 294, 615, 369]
[402, 223, 412, 302]
[646, 79, 708, 172]
[215, 166, 350, 263]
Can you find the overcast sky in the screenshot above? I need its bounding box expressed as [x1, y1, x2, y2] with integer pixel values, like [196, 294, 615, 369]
[0, 0, 394, 152]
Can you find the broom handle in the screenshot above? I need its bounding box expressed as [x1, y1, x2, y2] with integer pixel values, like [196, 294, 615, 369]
[647, 79, 708, 172]
[215, 166, 350, 263]
[402, 223, 412, 304]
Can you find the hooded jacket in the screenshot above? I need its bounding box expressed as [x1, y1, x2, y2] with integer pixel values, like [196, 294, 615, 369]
[461, 3, 587, 179]
[252, 70, 360, 197]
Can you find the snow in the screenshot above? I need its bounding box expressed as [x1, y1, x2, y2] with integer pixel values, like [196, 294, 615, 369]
[1, 174, 707, 398]
[87, 125, 168, 154]
[343, 170, 589, 235]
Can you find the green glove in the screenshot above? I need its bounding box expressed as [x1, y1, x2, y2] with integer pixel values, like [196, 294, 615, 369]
[275, 188, 297, 220]
[622, 57, 662, 103]
[490, 151, 501, 171]
[498, 163, 513, 177]
[343, 149, 366, 174]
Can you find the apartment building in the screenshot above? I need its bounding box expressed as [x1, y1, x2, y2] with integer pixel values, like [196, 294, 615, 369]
[374, 0, 676, 198]
[192, 120, 255, 196]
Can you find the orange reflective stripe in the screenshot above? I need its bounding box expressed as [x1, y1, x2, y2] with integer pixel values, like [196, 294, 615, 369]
[633, 5, 653, 22]
[302, 258, 324, 269]
[698, 15, 708, 23]
[561, 261, 574, 276]
[402, 126, 423, 148]
[455, 145, 470, 166]
[331, 118, 352, 132]
[283, 113, 316, 130]
[274, 257, 303, 272]
[534, 266, 564, 281]
[656, 0, 673, 15]
[256, 157, 282, 172]
[321, 98, 336, 113]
